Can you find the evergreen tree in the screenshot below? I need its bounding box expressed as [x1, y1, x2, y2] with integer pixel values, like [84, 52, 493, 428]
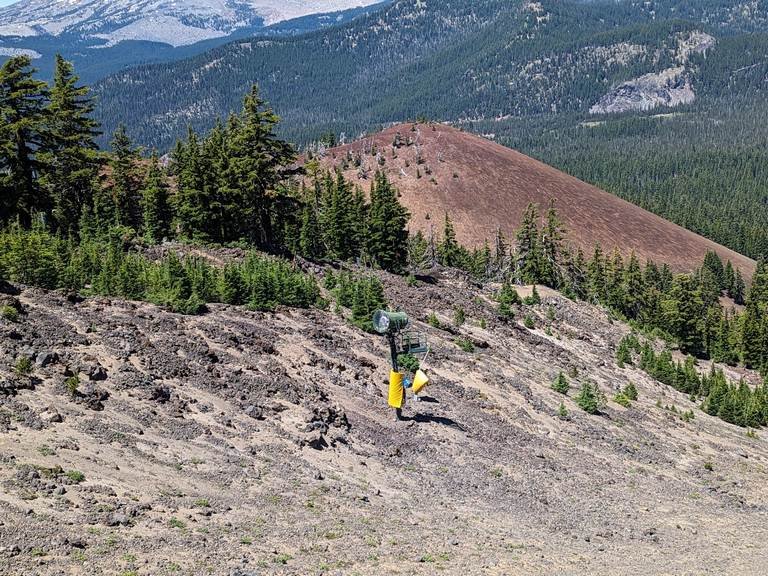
[623, 252, 644, 319]
[225, 85, 296, 246]
[109, 124, 142, 229]
[0, 55, 49, 226]
[438, 212, 460, 267]
[731, 268, 746, 305]
[173, 130, 209, 241]
[663, 275, 704, 356]
[366, 171, 409, 272]
[516, 203, 542, 285]
[587, 245, 606, 302]
[298, 204, 324, 260]
[141, 151, 171, 243]
[38, 54, 101, 236]
[540, 201, 564, 288]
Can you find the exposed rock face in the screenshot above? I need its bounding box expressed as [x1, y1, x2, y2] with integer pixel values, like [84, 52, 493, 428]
[590, 67, 695, 114]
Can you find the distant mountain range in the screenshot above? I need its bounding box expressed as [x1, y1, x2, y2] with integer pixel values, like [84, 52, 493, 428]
[91, 0, 768, 149]
[0, 0, 386, 81]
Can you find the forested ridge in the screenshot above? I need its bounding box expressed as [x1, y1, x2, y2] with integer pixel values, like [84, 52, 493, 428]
[3, 55, 768, 430]
[89, 0, 768, 262]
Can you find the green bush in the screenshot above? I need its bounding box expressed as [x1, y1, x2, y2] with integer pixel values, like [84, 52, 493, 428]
[575, 382, 606, 415]
[623, 382, 639, 401]
[453, 306, 466, 327]
[557, 402, 569, 418]
[14, 356, 33, 376]
[523, 315, 535, 329]
[523, 285, 541, 306]
[613, 393, 632, 408]
[65, 470, 85, 483]
[1, 305, 19, 322]
[456, 337, 475, 353]
[551, 372, 569, 395]
[398, 353, 420, 373]
[427, 312, 441, 328]
[65, 376, 80, 397]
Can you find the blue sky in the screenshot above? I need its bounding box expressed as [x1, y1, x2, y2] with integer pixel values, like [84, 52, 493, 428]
[0, 0, 18, 6]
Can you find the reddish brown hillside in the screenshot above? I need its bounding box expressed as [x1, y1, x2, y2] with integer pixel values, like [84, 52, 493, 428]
[316, 123, 754, 275]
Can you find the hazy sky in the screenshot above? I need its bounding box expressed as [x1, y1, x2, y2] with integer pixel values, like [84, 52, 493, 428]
[0, 0, 18, 7]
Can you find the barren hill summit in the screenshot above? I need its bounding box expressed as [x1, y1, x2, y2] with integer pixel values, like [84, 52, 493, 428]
[319, 123, 755, 276]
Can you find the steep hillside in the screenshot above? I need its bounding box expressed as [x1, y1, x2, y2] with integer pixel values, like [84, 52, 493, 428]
[1, 262, 768, 575]
[315, 123, 755, 275]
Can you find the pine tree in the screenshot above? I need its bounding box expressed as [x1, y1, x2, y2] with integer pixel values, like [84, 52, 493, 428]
[225, 85, 296, 246]
[516, 203, 542, 285]
[173, 130, 209, 240]
[38, 54, 101, 236]
[623, 252, 644, 319]
[540, 201, 564, 288]
[141, 151, 171, 244]
[438, 212, 460, 267]
[663, 275, 704, 356]
[298, 205, 324, 260]
[0, 55, 49, 226]
[109, 125, 142, 229]
[731, 268, 746, 305]
[366, 171, 409, 272]
[493, 226, 508, 277]
[587, 245, 606, 302]
[552, 371, 569, 395]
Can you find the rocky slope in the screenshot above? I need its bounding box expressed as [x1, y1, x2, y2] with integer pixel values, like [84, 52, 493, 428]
[1, 260, 767, 575]
[315, 123, 755, 275]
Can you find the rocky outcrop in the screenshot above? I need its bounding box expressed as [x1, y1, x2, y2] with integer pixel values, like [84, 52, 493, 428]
[590, 67, 695, 114]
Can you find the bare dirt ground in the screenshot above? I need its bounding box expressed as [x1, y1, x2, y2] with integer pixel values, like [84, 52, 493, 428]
[1, 269, 767, 575]
[316, 123, 755, 276]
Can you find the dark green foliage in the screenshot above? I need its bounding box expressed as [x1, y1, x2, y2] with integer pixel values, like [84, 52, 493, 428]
[523, 286, 541, 306]
[575, 382, 606, 415]
[1, 305, 19, 322]
[39, 54, 101, 237]
[623, 382, 639, 401]
[0, 226, 320, 315]
[15, 355, 33, 376]
[456, 337, 475, 353]
[438, 213, 460, 268]
[523, 314, 535, 329]
[516, 204, 542, 285]
[496, 281, 520, 319]
[552, 372, 569, 395]
[427, 312, 441, 329]
[325, 270, 386, 331]
[366, 171, 409, 273]
[398, 353, 420, 373]
[141, 152, 172, 243]
[109, 125, 143, 230]
[0, 55, 49, 227]
[557, 402, 569, 418]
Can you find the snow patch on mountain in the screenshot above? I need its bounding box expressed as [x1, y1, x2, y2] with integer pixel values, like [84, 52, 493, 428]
[0, 46, 42, 58]
[0, 0, 383, 46]
[94, 15, 228, 47]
